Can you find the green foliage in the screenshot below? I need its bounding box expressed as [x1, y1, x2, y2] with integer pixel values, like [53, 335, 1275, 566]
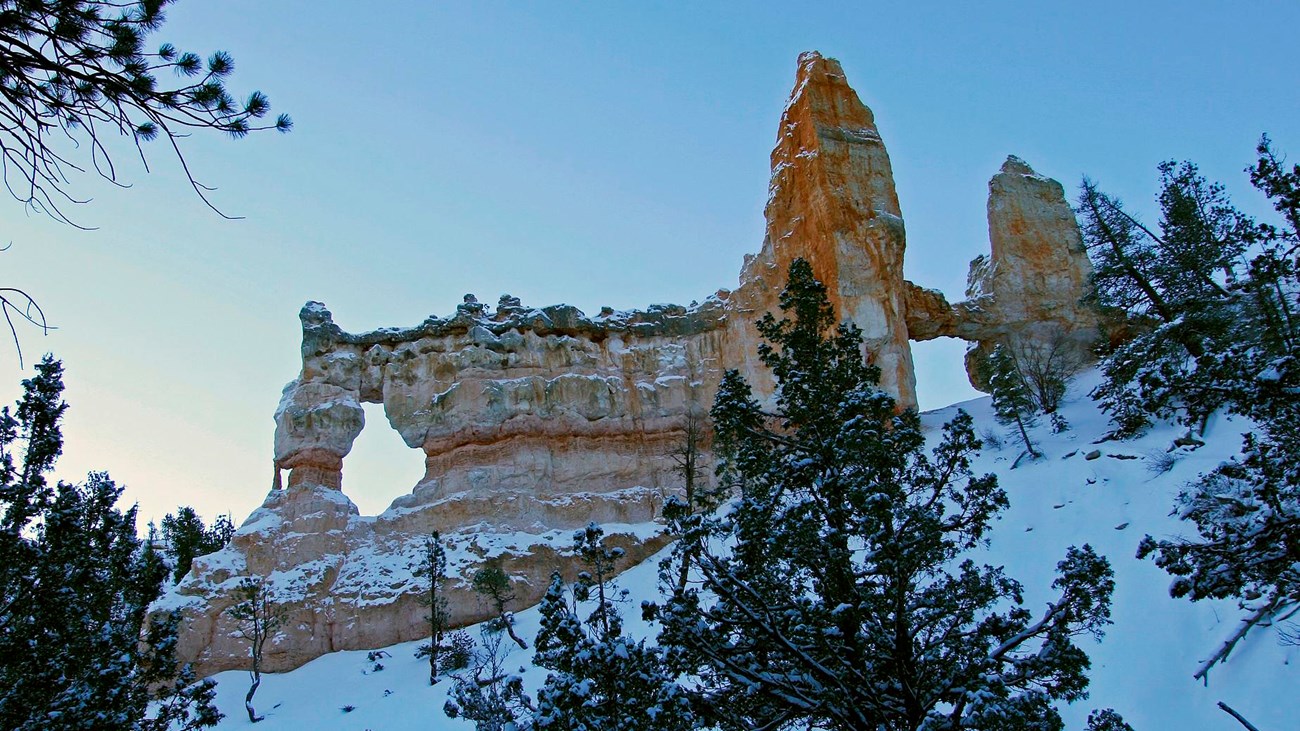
[160, 506, 234, 583]
[442, 630, 475, 672]
[0, 0, 291, 223]
[0, 355, 220, 730]
[651, 259, 1114, 731]
[135, 611, 223, 731]
[472, 559, 527, 649]
[1078, 160, 1254, 434]
[1086, 709, 1135, 731]
[444, 622, 534, 731]
[445, 553, 536, 731]
[1088, 138, 1300, 670]
[413, 531, 451, 684]
[985, 342, 1042, 458]
[227, 576, 287, 723]
[530, 524, 693, 731]
[471, 562, 510, 599]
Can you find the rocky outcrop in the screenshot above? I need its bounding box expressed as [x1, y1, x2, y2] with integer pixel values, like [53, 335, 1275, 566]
[732, 51, 916, 406]
[978, 155, 1095, 331]
[900, 155, 1098, 387]
[167, 52, 1101, 678]
[165, 297, 724, 676]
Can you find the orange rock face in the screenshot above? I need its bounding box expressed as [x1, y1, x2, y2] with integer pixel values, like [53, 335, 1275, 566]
[166, 53, 1100, 678]
[737, 51, 916, 406]
[903, 155, 1100, 389]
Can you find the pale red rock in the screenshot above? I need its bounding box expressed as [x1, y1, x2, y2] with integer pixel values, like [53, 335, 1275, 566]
[167, 55, 1100, 678]
[733, 51, 916, 407]
[963, 156, 1099, 387]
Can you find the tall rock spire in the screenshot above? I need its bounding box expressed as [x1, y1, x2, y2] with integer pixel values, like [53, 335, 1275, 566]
[962, 155, 1100, 388]
[745, 51, 917, 407]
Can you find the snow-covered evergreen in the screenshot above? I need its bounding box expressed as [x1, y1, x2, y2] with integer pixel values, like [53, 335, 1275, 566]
[186, 371, 1295, 730]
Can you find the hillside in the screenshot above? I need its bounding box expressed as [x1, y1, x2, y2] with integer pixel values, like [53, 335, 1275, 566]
[199, 373, 1298, 730]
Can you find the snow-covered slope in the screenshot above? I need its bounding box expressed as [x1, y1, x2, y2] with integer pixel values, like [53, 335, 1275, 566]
[202, 375, 1298, 729]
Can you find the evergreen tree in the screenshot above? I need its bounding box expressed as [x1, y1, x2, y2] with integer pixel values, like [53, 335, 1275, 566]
[0, 355, 221, 730]
[134, 611, 223, 731]
[0, 0, 291, 225]
[414, 530, 451, 685]
[472, 559, 528, 650]
[1086, 709, 1135, 731]
[444, 623, 535, 731]
[0, 1, 292, 363]
[984, 342, 1043, 460]
[1135, 137, 1300, 678]
[160, 505, 235, 584]
[228, 576, 286, 723]
[651, 259, 1115, 731]
[1078, 161, 1252, 435]
[532, 523, 694, 731]
[1006, 331, 1081, 420]
[667, 409, 717, 593]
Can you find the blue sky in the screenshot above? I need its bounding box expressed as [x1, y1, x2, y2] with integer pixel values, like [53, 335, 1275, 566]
[2, 1, 1297, 523]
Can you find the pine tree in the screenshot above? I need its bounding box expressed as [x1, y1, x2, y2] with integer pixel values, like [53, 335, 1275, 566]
[1078, 162, 1252, 435]
[1121, 139, 1300, 677]
[472, 559, 528, 650]
[228, 576, 286, 723]
[161, 506, 235, 583]
[531, 523, 694, 731]
[1086, 709, 1135, 731]
[984, 342, 1043, 460]
[651, 259, 1115, 731]
[444, 623, 535, 731]
[134, 611, 223, 731]
[0, 0, 291, 225]
[666, 409, 718, 593]
[0, 355, 221, 730]
[414, 531, 451, 685]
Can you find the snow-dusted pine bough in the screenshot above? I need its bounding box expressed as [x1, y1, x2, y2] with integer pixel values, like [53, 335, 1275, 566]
[1082, 138, 1300, 680]
[644, 259, 1123, 730]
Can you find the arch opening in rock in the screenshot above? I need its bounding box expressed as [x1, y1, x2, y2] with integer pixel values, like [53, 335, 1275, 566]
[341, 401, 427, 516]
[910, 338, 983, 413]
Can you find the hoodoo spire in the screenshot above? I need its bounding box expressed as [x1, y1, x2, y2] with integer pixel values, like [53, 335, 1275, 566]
[751, 50, 916, 405]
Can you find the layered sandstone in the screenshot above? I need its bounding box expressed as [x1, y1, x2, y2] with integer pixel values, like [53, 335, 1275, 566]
[732, 51, 916, 406]
[166, 52, 1100, 678]
[901, 155, 1098, 387]
[165, 298, 726, 675]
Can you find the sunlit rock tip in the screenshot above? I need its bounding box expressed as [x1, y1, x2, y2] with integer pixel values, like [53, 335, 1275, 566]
[162, 53, 1099, 678]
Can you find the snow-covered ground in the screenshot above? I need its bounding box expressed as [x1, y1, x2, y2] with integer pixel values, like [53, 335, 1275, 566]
[202, 374, 1298, 729]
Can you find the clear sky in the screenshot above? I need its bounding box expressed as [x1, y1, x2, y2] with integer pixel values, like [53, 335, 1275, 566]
[2, 1, 1297, 525]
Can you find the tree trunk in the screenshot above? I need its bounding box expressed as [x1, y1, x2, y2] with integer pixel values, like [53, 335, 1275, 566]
[1194, 598, 1282, 681]
[505, 620, 528, 650]
[245, 672, 262, 723]
[1014, 413, 1039, 458]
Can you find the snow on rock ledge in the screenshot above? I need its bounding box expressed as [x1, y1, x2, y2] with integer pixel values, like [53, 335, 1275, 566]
[163, 51, 1102, 678]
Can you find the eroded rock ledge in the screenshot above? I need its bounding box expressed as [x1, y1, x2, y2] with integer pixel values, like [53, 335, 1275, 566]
[166, 51, 1099, 678]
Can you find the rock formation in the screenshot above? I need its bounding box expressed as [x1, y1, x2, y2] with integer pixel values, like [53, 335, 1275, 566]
[736, 50, 916, 405]
[902, 155, 1099, 387]
[164, 51, 1099, 678]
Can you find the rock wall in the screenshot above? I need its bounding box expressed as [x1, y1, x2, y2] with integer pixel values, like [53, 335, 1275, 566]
[165, 51, 1099, 678]
[902, 155, 1099, 387]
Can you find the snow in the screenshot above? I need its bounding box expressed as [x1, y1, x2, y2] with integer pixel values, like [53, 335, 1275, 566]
[199, 373, 1298, 729]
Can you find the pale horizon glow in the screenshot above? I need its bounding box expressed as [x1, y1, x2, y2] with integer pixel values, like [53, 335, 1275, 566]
[1, 1, 1296, 526]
